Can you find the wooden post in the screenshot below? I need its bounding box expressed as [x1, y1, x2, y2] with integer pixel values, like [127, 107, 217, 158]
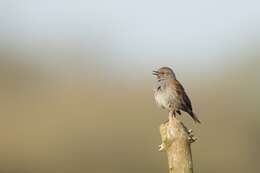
[159, 116, 197, 173]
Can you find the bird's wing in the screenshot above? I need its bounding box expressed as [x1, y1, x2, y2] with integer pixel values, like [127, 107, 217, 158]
[169, 80, 201, 123]
[170, 80, 193, 111]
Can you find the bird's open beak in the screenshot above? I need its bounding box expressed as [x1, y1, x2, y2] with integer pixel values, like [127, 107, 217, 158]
[152, 71, 159, 76]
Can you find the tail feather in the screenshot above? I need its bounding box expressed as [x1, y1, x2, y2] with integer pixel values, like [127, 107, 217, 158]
[189, 111, 201, 124]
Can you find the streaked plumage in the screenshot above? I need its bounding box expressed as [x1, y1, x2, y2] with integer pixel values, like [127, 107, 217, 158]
[153, 67, 201, 123]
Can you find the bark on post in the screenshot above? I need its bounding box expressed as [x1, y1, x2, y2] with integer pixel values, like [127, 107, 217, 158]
[159, 116, 197, 173]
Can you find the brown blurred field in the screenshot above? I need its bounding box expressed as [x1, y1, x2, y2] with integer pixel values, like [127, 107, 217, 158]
[0, 52, 259, 173]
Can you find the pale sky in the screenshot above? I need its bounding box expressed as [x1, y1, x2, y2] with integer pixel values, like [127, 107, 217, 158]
[1, 0, 260, 76]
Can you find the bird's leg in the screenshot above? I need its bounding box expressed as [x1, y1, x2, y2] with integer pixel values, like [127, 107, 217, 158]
[168, 110, 174, 123]
[171, 104, 177, 118]
[172, 110, 176, 117]
[168, 109, 179, 124]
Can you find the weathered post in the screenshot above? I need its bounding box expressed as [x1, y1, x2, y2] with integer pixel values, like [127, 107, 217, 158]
[159, 116, 197, 173]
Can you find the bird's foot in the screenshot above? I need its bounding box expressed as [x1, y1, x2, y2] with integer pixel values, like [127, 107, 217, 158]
[168, 111, 174, 123]
[168, 110, 178, 124]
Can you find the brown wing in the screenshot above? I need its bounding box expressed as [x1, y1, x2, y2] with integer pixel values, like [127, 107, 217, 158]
[171, 80, 193, 112]
[171, 80, 201, 123]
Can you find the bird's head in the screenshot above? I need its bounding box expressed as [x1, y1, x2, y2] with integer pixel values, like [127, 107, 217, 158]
[152, 67, 176, 80]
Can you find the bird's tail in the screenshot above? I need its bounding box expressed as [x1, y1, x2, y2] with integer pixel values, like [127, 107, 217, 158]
[189, 111, 201, 124]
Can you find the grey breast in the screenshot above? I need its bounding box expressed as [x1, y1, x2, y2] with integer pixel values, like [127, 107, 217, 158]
[154, 80, 173, 110]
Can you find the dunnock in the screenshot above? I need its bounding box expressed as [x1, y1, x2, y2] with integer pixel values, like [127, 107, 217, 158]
[153, 67, 200, 123]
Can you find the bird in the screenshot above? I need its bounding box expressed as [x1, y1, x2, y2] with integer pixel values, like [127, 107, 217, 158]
[152, 67, 201, 123]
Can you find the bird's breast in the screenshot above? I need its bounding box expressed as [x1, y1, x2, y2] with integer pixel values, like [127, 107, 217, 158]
[154, 90, 171, 109]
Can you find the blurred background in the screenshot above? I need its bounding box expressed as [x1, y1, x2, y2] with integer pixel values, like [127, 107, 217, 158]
[0, 1, 260, 173]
